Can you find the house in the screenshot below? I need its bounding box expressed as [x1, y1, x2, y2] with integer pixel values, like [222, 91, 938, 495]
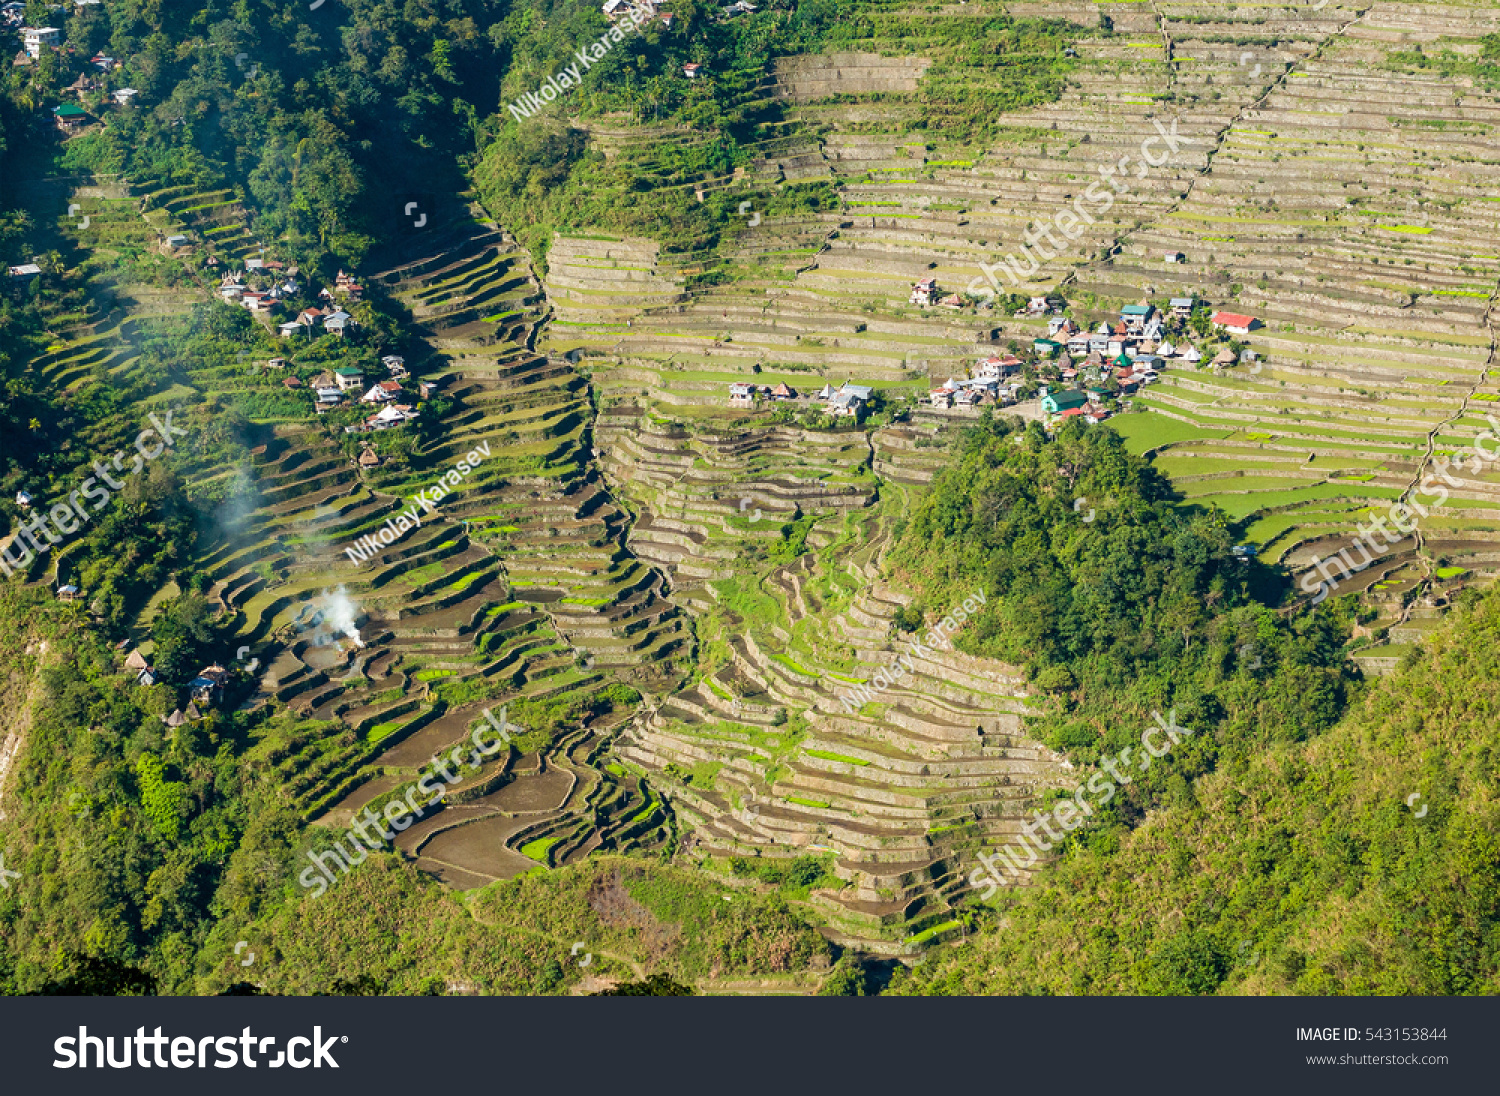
[659, 12, 674, 26]
[277, 319, 305, 338]
[1210, 310, 1257, 335]
[323, 311, 352, 336]
[1027, 296, 1049, 315]
[975, 355, 1018, 383]
[66, 73, 98, 97]
[602, 0, 652, 16]
[22, 27, 59, 57]
[930, 383, 956, 408]
[1033, 338, 1061, 358]
[938, 293, 965, 309]
[334, 367, 365, 392]
[125, 649, 150, 672]
[266, 357, 288, 369]
[296, 307, 326, 327]
[1212, 348, 1237, 368]
[241, 292, 275, 312]
[15, 490, 32, 509]
[361, 380, 402, 404]
[358, 446, 381, 469]
[368, 404, 418, 430]
[683, 62, 702, 78]
[315, 385, 344, 406]
[770, 382, 796, 400]
[332, 271, 363, 300]
[1066, 332, 1092, 356]
[1048, 316, 1077, 337]
[417, 379, 440, 400]
[1164, 251, 1184, 264]
[1041, 389, 1089, 417]
[56, 584, 81, 601]
[814, 383, 836, 401]
[1084, 403, 1111, 425]
[1121, 303, 1154, 332]
[53, 103, 88, 130]
[1157, 340, 1175, 358]
[1181, 346, 1202, 365]
[189, 665, 226, 707]
[7, 263, 41, 283]
[136, 667, 159, 687]
[827, 382, 873, 419]
[281, 375, 303, 389]
[381, 355, 407, 377]
[728, 381, 755, 407]
[164, 234, 190, 250]
[111, 87, 139, 106]
[909, 277, 936, 306]
[722, 0, 756, 12]
[90, 53, 117, 71]
[163, 709, 187, 729]
[1170, 297, 1195, 317]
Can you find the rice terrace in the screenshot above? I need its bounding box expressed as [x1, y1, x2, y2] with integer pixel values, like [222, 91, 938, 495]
[0, 0, 1498, 1005]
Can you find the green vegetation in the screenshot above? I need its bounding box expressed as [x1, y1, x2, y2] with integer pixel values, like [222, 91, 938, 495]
[892, 586, 1500, 995]
[890, 415, 1355, 836]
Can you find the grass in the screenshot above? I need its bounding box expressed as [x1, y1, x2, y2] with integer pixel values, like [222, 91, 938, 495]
[906, 919, 963, 945]
[520, 835, 559, 862]
[805, 749, 869, 766]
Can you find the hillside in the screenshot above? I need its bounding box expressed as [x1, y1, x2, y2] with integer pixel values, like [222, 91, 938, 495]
[891, 582, 1500, 996]
[2, 0, 1499, 996]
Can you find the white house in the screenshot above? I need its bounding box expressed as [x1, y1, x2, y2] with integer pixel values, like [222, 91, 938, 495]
[1210, 310, 1257, 336]
[22, 27, 59, 58]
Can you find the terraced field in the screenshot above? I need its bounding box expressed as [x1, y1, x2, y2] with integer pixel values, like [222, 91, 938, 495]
[19, 0, 1500, 964]
[535, 0, 1500, 673]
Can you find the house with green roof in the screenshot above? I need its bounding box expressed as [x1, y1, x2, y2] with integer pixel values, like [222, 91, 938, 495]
[1041, 388, 1089, 416]
[53, 103, 87, 129]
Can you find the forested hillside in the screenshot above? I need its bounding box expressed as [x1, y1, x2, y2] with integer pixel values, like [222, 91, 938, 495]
[891, 582, 1500, 995]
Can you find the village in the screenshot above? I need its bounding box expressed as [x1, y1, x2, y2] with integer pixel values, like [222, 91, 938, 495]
[725, 283, 1259, 430]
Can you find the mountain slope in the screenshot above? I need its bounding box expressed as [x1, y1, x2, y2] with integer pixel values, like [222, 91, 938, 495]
[891, 583, 1500, 995]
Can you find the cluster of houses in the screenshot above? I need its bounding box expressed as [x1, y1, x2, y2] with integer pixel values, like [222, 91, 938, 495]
[275, 354, 424, 431]
[909, 277, 967, 310]
[929, 352, 1025, 410]
[121, 647, 232, 726]
[601, 0, 701, 72]
[925, 298, 1259, 425]
[214, 265, 362, 339]
[726, 380, 874, 419]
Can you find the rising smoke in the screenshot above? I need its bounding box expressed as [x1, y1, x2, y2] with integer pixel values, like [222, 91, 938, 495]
[306, 585, 365, 648]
